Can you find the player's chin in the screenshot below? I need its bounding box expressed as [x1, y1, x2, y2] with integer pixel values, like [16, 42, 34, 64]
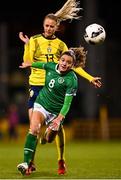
[59, 67, 68, 73]
[46, 32, 53, 37]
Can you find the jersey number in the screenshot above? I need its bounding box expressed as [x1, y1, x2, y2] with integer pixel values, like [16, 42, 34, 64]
[49, 79, 55, 88]
[45, 54, 54, 62]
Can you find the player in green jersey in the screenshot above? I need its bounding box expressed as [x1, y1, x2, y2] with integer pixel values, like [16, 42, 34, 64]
[18, 0, 101, 175]
[17, 46, 87, 175]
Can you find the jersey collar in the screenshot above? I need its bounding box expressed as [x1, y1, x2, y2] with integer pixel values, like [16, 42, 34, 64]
[42, 33, 57, 40]
[55, 64, 61, 74]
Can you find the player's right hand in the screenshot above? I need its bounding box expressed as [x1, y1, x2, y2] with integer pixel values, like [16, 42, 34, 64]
[19, 32, 29, 44]
[19, 62, 32, 68]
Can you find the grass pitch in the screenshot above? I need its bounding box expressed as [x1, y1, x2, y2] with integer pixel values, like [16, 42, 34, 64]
[0, 140, 121, 179]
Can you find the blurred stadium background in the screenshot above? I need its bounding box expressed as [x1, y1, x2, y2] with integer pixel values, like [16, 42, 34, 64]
[0, 0, 121, 141]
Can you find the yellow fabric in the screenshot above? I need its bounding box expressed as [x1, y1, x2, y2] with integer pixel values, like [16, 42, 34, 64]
[23, 43, 30, 62]
[23, 34, 68, 85]
[55, 125, 65, 160]
[73, 67, 94, 82]
[23, 34, 94, 85]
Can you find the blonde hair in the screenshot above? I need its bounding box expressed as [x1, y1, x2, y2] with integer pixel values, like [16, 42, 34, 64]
[55, 0, 82, 23]
[44, 0, 82, 26]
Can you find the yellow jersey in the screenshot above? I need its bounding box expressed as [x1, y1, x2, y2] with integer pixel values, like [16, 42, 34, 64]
[23, 34, 68, 85]
[23, 34, 94, 85]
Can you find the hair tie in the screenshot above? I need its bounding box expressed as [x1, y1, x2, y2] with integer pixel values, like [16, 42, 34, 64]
[68, 49, 76, 62]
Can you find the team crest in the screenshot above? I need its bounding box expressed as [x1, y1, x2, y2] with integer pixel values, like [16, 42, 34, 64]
[58, 77, 64, 84]
[47, 44, 52, 53]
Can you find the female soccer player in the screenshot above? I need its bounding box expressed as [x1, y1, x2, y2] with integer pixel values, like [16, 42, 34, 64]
[19, 0, 101, 175]
[17, 46, 87, 175]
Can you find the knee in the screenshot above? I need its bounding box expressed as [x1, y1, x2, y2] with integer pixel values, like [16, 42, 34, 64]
[30, 123, 41, 136]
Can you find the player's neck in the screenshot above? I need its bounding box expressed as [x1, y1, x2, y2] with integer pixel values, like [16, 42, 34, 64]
[42, 33, 56, 39]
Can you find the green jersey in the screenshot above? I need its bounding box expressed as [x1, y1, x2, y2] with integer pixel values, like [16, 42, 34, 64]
[32, 62, 78, 115]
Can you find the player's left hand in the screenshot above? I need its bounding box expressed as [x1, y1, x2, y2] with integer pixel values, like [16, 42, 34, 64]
[50, 119, 61, 131]
[19, 32, 29, 44]
[91, 77, 102, 88]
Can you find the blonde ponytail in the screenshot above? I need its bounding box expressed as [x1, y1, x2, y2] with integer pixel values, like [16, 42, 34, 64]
[54, 0, 82, 23]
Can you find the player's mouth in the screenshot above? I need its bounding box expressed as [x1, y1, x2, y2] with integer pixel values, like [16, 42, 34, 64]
[59, 65, 67, 72]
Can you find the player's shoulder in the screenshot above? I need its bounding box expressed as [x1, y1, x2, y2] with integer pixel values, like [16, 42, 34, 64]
[69, 69, 77, 76]
[56, 38, 68, 50]
[68, 70, 78, 80]
[55, 37, 66, 44]
[31, 34, 42, 39]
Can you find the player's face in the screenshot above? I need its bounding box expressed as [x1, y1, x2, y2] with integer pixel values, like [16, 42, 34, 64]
[43, 18, 57, 38]
[58, 54, 74, 73]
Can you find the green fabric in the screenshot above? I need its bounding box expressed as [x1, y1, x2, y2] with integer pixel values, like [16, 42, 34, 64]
[60, 95, 73, 116]
[31, 138, 38, 162]
[32, 62, 46, 69]
[35, 62, 77, 115]
[24, 133, 37, 164]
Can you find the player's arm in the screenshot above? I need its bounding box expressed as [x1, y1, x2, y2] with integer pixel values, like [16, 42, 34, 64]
[19, 61, 46, 69]
[19, 32, 30, 62]
[50, 96, 73, 131]
[73, 67, 102, 88]
[31, 62, 46, 69]
[19, 32, 29, 44]
[60, 95, 73, 117]
[23, 38, 35, 63]
[29, 37, 36, 62]
[19, 32, 35, 63]
[23, 43, 30, 62]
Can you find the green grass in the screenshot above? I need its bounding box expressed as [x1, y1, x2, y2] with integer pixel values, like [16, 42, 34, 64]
[0, 140, 121, 179]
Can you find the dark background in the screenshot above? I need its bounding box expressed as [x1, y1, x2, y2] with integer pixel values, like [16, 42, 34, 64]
[0, 0, 121, 123]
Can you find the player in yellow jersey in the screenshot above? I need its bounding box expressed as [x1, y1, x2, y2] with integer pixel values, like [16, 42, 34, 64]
[19, 0, 101, 175]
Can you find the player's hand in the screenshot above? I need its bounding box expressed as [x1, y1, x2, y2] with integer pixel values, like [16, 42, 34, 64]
[50, 119, 61, 131]
[19, 32, 29, 44]
[19, 62, 32, 68]
[50, 114, 64, 131]
[50, 121, 60, 131]
[91, 77, 102, 88]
